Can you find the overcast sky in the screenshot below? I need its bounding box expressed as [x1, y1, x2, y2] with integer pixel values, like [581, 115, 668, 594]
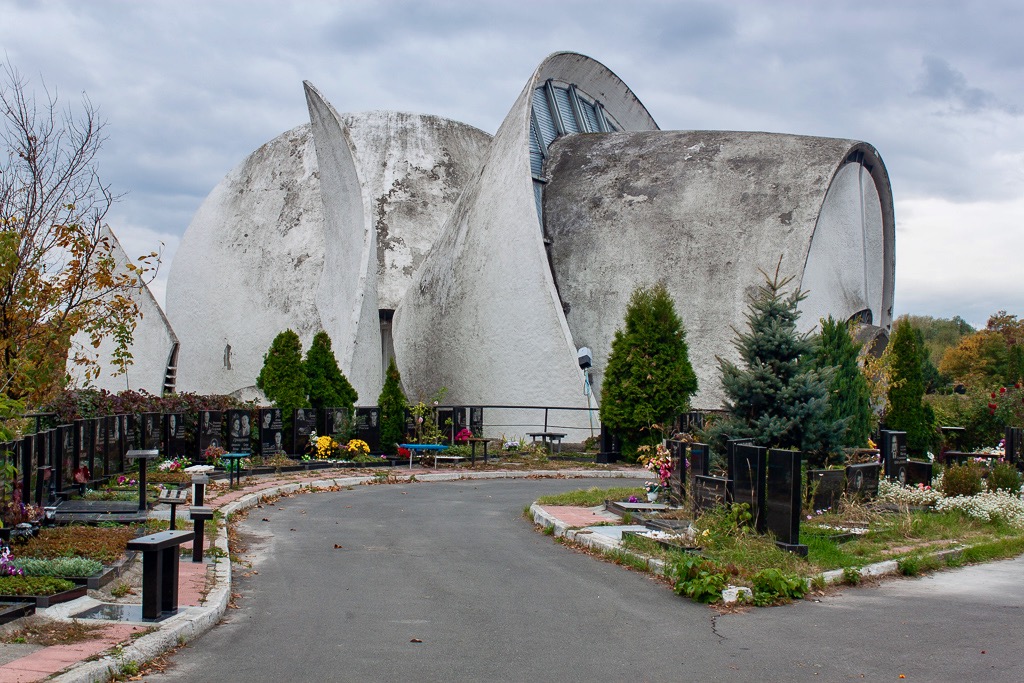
[2, 0, 1021, 328]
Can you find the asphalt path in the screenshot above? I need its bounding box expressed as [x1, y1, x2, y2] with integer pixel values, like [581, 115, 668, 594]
[147, 478, 1024, 682]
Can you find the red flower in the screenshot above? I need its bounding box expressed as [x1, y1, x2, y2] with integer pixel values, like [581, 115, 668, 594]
[988, 403, 998, 411]
[397, 446, 411, 457]
[991, 392, 997, 399]
[1000, 387, 1006, 394]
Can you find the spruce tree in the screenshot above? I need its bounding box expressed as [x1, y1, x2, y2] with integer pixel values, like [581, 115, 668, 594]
[600, 282, 698, 454]
[377, 358, 407, 454]
[812, 316, 873, 449]
[714, 267, 843, 460]
[304, 331, 358, 415]
[256, 330, 309, 435]
[886, 319, 937, 454]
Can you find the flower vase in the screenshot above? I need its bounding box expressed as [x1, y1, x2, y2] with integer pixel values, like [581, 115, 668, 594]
[646, 491, 658, 502]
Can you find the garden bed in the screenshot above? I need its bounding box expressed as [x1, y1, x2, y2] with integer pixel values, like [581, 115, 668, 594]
[0, 601, 35, 625]
[0, 585, 87, 608]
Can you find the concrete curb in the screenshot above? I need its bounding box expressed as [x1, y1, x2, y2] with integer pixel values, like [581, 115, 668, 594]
[46, 468, 647, 681]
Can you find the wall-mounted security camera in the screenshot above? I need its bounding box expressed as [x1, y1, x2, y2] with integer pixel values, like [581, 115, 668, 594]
[577, 347, 592, 370]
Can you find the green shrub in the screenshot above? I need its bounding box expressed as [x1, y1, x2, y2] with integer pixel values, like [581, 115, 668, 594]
[667, 555, 727, 604]
[841, 566, 861, 585]
[751, 568, 807, 605]
[0, 575, 76, 596]
[377, 359, 407, 454]
[942, 463, 983, 497]
[12, 557, 103, 577]
[987, 462, 1021, 493]
[885, 320, 938, 455]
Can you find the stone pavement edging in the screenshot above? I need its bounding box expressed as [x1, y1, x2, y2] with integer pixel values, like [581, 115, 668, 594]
[42, 468, 648, 682]
[529, 503, 968, 605]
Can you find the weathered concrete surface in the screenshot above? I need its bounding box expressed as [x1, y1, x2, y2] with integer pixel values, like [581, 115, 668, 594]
[67, 225, 177, 394]
[166, 91, 490, 398]
[393, 52, 657, 434]
[543, 130, 894, 409]
[167, 124, 325, 397]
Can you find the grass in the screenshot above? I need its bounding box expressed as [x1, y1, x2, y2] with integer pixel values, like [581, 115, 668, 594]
[535, 486, 645, 507]
[1, 619, 104, 646]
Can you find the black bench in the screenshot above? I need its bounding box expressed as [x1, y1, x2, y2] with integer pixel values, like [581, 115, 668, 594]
[157, 487, 190, 530]
[126, 530, 194, 619]
[188, 506, 215, 563]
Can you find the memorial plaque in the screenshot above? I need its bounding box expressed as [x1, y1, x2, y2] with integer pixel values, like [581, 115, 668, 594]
[666, 440, 687, 505]
[807, 469, 845, 512]
[162, 413, 186, 459]
[354, 407, 381, 453]
[88, 418, 102, 476]
[293, 408, 317, 455]
[904, 460, 934, 487]
[845, 462, 880, 499]
[140, 412, 161, 451]
[693, 475, 729, 516]
[325, 408, 351, 439]
[197, 411, 223, 457]
[730, 443, 767, 532]
[766, 449, 806, 553]
[226, 409, 252, 454]
[597, 424, 621, 464]
[259, 408, 284, 457]
[880, 430, 909, 484]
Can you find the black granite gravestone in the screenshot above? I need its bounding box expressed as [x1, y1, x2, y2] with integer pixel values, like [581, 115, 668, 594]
[677, 411, 705, 434]
[141, 413, 161, 451]
[17, 438, 32, 505]
[693, 475, 729, 516]
[259, 408, 284, 457]
[470, 407, 484, 436]
[88, 418, 102, 476]
[105, 415, 120, 475]
[845, 462, 880, 499]
[597, 424, 621, 464]
[880, 430, 909, 484]
[197, 411, 223, 458]
[766, 449, 807, 554]
[436, 407, 455, 442]
[730, 443, 767, 532]
[806, 469, 845, 512]
[73, 419, 90, 482]
[354, 407, 381, 453]
[293, 408, 316, 455]
[904, 460, 934, 487]
[225, 409, 251, 454]
[57, 424, 74, 495]
[325, 408, 351, 439]
[163, 413, 186, 460]
[666, 440, 687, 505]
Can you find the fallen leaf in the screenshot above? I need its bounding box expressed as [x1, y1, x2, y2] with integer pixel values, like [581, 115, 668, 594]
[290, 528, 296, 531]
[261, 518, 269, 522]
[334, 544, 343, 549]
[410, 638, 422, 643]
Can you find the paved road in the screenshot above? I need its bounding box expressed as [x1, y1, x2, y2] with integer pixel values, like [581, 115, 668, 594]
[148, 478, 1024, 682]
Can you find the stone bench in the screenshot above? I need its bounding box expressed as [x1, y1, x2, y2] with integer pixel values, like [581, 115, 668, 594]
[126, 530, 194, 620]
[188, 506, 216, 563]
[157, 487, 190, 530]
[432, 454, 466, 469]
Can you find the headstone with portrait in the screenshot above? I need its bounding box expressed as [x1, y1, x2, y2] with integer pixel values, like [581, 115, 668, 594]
[324, 408, 351, 440]
[353, 407, 381, 453]
[880, 430, 909, 485]
[73, 419, 90, 482]
[469, 407, 484, 436]
[105, 415, 121, 475]
[259, 408, 284, 457]
[88, 418, 103, 477]
[293, 408, 316, 455]
[141, 412, 161, 451]
[197, 410, 223, 458]
[57, 424, 74, 494]
[226, 409, 252, 454]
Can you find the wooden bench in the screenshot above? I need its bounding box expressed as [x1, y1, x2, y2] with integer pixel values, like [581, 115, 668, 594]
[188, 506, 216, 563]
[126, 530, 194, 619]
[157, 487, 190, 530]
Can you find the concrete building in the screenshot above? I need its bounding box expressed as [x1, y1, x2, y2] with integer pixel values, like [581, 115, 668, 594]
[80, 52, 895, 433]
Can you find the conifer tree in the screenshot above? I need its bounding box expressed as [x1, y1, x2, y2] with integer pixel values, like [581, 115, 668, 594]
[600, 282, 698, 454]
[886, 319, 937, 454]
[377, 358, 407, 454]
[304, 331, 358, 415]
[256, 330, 309, 435]
[813, 316, 873, 449]
[713, 266, 843, 460]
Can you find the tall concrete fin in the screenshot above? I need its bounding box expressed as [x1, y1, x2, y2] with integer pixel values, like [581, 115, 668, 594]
[304, 81, 382, 401]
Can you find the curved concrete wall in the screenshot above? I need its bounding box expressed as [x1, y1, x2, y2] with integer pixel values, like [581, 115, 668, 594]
[166, 124, 324, 397]
[67, 225, 177, 394]
[393, 53, 657, 426]
[542, 130, 895, 410]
